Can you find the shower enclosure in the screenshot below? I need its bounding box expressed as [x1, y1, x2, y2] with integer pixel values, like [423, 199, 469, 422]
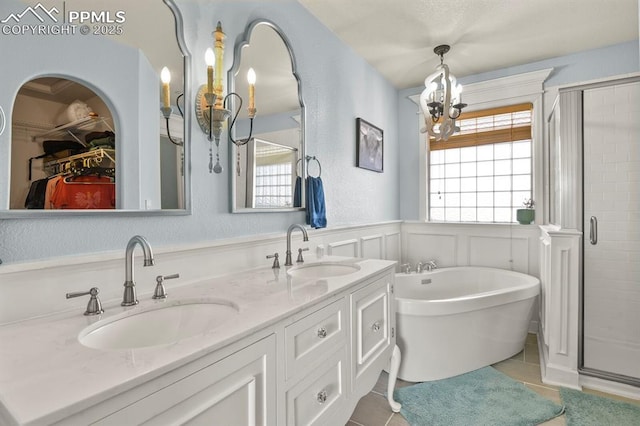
[541, 77, 639, 392]
[581, 79, 640, 385]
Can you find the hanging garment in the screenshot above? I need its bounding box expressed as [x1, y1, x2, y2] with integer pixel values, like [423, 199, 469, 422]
[44, 175, 63, 209]
[305, 176, 326, 229]
[24, 178, 48, 209]
[50, 175, 115, 209]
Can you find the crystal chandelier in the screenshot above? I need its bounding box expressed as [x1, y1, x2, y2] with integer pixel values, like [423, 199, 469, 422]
[419, 45, 467, 141]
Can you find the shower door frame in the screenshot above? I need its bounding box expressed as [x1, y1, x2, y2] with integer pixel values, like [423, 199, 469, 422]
[577, 76, 640, 387]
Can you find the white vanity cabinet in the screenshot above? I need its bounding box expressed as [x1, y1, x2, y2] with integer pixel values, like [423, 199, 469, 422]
[350, 275, 393, 397]
[279, 269, 396, 426]
[282, 298, 349, 425]
[61, 334, 277, 426]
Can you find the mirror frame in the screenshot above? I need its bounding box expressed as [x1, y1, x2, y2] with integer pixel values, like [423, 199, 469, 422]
[0, 0, 191, 218]
[228, 19, 306, 213]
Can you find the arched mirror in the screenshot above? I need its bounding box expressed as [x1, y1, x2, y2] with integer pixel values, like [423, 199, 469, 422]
[228, 20, 305, 212]
[0, 0, 188, 215]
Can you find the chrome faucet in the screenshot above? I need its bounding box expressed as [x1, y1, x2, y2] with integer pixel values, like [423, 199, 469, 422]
[425, 260, 438, 271]
[285, 224, 309, 266]
[122, 235, 154, 306]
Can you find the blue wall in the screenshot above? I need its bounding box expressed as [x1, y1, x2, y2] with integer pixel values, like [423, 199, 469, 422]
[0, 1, 400, 264]
[398, 40, 640, 220]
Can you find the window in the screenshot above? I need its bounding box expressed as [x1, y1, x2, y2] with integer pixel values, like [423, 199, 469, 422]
[253, 143, 295, 208]
[429, 103, 532, 223]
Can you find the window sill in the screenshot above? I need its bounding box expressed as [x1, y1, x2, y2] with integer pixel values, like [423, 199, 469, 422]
[404, 220, 541, 227]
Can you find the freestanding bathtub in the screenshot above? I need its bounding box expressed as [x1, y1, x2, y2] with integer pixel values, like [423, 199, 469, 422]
[394, 266, 539, 382]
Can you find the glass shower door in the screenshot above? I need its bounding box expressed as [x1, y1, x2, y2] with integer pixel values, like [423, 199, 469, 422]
[582, 80, 640, 384]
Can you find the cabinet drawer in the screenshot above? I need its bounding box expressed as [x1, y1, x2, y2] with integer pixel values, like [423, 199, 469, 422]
[284, 299, 346, 380]
[286, 348, 347, 426]
[351, 276, 391, 379]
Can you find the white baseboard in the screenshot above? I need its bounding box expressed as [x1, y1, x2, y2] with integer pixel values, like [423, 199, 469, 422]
[579, 375, 640, 401]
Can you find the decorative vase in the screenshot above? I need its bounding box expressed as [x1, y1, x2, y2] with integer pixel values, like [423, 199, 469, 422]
[516, 209, 535, 225]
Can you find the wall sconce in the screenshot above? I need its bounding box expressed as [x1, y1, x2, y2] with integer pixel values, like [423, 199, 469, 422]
[159, 66, 183, 146]
[195, 22, 257, 174]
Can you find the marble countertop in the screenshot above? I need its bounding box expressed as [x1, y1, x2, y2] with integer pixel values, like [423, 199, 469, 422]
[0, 256, 395, 426]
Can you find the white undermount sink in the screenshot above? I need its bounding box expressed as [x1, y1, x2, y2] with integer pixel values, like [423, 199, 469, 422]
[287, 262, 361, 279]
[78, 299, 240, 350]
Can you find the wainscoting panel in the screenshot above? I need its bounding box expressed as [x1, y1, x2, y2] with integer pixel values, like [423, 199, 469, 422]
[401, 222, 540, 276]
[538, 226, 581, 389]
[468, 236, 530, 273]
[327, 239, 359, 257]
[404, 232, 458, 268]
[360, 235, 384, 259]
[385, 232, 401, 263]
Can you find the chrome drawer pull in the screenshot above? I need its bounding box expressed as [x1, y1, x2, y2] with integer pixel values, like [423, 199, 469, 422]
[317, 327, 327, 338]
[372, 321, 381, 332]
[316, 390, 328, 404]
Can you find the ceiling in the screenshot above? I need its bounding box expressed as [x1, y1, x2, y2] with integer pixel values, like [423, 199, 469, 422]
[298, 0, 639, 89]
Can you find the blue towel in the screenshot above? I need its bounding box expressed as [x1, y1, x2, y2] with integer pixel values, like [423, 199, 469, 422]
[305, 176, 326, 228]
[293, 176, 302, 207]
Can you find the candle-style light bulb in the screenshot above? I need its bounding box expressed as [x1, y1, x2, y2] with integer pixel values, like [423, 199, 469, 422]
[247, 68, 256, 85]
[456, 84, 463, 103]
[247, 67, 256, 114]
[213, 22, 225, 109]
[160, 67, 171, 108]
[205, 48, 215, 94]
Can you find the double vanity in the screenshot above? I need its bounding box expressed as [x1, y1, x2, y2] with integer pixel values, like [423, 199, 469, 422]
[0, 255, 401, 425]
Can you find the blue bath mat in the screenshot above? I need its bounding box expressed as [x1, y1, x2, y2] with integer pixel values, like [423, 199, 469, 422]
[394, 366, 564, 426]
[560, 387, 640, 426]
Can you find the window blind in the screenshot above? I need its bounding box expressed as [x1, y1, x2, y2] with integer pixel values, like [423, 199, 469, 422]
[430, 103, 532, 151]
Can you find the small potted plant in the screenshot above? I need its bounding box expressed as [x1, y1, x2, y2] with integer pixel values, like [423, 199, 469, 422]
[517, 198, 535, 224]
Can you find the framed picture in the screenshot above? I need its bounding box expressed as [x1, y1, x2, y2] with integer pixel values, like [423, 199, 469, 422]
[356, 118, 383, 172]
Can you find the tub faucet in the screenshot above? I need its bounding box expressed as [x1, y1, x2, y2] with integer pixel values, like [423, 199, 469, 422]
[285, 224, 309, 266]
[425, 260, 438, 271]
[122, 235, 155, 306]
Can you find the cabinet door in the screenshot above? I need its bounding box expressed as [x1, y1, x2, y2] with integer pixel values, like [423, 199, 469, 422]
[285, 347, 347, 426]
[351, 275, 392, 383]
[95, 335, 276, 426]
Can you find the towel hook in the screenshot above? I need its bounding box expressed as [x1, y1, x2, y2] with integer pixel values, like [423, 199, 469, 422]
[305, 155, 322, 178]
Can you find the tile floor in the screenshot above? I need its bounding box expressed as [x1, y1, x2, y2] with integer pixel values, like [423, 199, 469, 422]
[346, 334, 640, 426]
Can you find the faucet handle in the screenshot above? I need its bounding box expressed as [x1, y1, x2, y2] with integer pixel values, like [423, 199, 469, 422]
[266, 253, 280, 269]
[66, 287, 104, 316]
[153, 274, 179, 299]
[297, 247, 309, 263]
[400, 263, 412, 274]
